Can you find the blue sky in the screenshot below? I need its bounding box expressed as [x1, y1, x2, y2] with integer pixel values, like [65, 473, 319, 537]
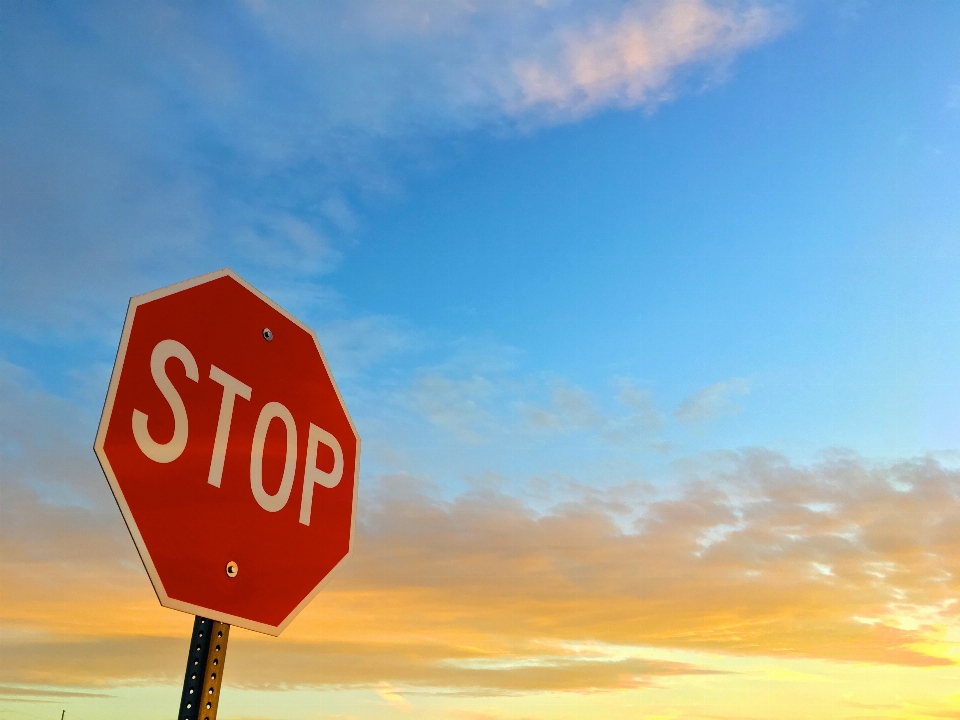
[5, 1, 958, 476]
[2, 3, 960, 717]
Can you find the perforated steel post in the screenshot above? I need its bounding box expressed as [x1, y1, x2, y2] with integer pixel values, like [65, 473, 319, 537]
[178, 616, 230, 720]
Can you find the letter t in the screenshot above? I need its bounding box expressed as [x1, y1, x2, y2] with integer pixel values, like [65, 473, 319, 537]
[207, 365, 252, 488]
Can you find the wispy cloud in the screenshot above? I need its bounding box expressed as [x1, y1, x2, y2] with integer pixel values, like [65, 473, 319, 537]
[0, 685, 113, 700]
[0, 1, 792, 336]
[509, 0, 790, 120]
[314, 315, 418, 378]
[251, 0, 791, 127]
[521, 379, 668, 450]
[616, 378, 664, 431]
[524, 382, 605, 432]
[411, 368, 748, 451]
[234, 215, 341, 275]
[409, 374, 497, 442]
[675, 377, 750, 425]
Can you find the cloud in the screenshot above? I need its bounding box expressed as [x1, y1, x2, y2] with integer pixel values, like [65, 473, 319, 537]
[0, 685, 112, 700]
[675, 377, 749, 425]
[520, 378, 666, 449]
[603, 378, 667, 446]
[315, 315, 417, 377]
[347, 459, 960, 669]
[6, 369, 955, 701]
[524, 382, 604, 432]
[393, 341, 524, 443]
[234, 215, 341, 275]
[616, 378, 664, 431]
[508, 0, 789, 120]
[251, 0, 790, 128]
[1, 1, 792, 336]
[0, 362, 107, 509]
[409, 374, 496, 442]
[0, 635, 714, 694]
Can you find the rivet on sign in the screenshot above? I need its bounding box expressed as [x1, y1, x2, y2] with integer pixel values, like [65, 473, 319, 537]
[225, 561, 239, 578]
[262, 328, 273, 341]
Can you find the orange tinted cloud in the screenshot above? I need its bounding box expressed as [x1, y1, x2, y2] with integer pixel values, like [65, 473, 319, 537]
[2, 367, 958, 694]
[328, 454, 959, 670]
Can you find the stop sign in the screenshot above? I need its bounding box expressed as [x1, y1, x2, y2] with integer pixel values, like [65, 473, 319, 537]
[94, 269, 360, 635]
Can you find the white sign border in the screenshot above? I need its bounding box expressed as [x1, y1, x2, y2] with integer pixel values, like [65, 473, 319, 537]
[93, 268, 361, 636]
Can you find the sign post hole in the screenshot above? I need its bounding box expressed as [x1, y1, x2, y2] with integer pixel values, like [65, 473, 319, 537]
[178, 617, 230, 720]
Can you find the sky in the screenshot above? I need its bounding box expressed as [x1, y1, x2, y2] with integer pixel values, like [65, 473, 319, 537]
[2, 1, 960, 718]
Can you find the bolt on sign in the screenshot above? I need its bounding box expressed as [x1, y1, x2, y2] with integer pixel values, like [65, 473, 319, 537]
[94, 269, 360, 719]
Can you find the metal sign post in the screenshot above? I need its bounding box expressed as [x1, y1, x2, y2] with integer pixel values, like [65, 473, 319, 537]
[178, 617, 230, 720]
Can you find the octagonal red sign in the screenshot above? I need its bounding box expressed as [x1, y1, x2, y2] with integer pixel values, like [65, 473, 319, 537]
[94, 269, 360, 635]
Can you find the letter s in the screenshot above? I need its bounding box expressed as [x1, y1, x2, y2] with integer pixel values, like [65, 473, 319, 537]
[132, 339, 199, 463]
